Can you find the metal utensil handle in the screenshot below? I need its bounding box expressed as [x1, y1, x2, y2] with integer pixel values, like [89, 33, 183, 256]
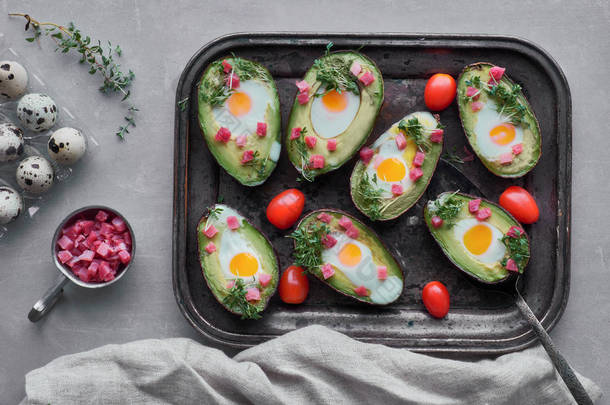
[515, 291, 593, 405]
[28, 274, 69, 322]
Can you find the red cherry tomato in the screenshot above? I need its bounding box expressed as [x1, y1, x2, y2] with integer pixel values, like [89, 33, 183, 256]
[424, 73, 457, 111]
[422, 281, 450, 319]
[279, 265, 309, 304]
[266, 189, 305, 230]
[499, 186, 539, 224]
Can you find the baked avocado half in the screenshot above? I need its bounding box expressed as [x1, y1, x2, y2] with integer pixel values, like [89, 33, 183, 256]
[457, 63, 541, 178]
[423, 192, 530, 284]
[350, 111, 444, 221]
[285, 50, 384, 181]
[197, 204, 279, 319]
[198, 56, 281, 186]
[289, 209, 403, 304]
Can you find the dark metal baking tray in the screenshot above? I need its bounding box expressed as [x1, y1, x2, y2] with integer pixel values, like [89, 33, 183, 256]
[173, 33, 571, 354]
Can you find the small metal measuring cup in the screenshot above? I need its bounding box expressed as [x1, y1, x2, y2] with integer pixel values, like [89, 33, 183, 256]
[28, 205, 136, 322]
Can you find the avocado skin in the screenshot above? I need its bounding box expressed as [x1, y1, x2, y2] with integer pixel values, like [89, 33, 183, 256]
[285, 51, 384, 180]
[197, 205, 279, 318]
[456, 62, 542, 178]
[197, 57, 281, 186]
[423, 192, 530, 285]
[349, 112, 443, 221]
[293, 209, 404, 305]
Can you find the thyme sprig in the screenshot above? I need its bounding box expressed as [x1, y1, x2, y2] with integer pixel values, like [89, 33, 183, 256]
[464, 74, 528, 127]
[243, 150, 269, 178]
[313, 42, 359, 97]
[9, 13, 137, 139]
[398, 117, 431, 152]
[207, 205, 224, 221]
[355, 172, 384, 220]
[429, 192, 463, 226]
[500, 229, 529, 273]
[222, 278, 262, 320]
[287, 222, 330, 270]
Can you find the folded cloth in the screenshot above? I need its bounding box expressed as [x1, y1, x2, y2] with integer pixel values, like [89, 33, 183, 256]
[21, 325, 602, 405]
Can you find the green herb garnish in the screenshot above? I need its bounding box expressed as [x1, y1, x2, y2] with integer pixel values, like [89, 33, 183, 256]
[287, 222, 330, 270]
[312, 42, 359, 97]
[429, 192, 463, 225]
[500, 229, 529, 272]
[207, 205, 224, 220]
[242, 150, 269, 178]
[222, 279, 262, 320]
[10, 13, 137, 139]
[292, 127, 315, 182]
[355, 172, 384, 220]
[398, 117, 431, 152]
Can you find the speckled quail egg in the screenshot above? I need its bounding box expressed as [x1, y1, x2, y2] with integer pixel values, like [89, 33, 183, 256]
[16, 156, 54, 194]
[0, 123, 25, 162]
[0, 61, 28, 100]
[0, 186, 24, 225]
[47, 127, 87, 165]
[17, 93, 57, 132]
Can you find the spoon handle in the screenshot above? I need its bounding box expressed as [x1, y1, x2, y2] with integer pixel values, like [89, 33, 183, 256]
[28, 274, 69, 322]
[515, 291, 593, 405]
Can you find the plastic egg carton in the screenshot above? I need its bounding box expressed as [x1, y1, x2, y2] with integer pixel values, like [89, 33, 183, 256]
[0, 34, 99, 239]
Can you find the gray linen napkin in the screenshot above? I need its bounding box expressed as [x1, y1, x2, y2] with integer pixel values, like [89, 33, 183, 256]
[21, 325, 602, 405]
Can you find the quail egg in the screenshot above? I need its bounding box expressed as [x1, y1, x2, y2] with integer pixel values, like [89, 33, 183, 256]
[16, 156, 54, 194]
[17, 93, 57, 132]
[0, 186, 24, 225]
[0, 123, 25, 162]
[48, 127, 87, 165]
[0, 61, 28, 100]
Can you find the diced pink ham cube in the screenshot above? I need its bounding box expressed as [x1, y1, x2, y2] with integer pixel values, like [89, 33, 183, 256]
[327, 139, 337, 151]
[317, 213, 332, 224]
[377, 266, 388, 280]
[321, 234, 337, 249]
[215, 127, 231, 143]
[67, 256, 80, 269]
[63, 226, 78, 240]
[346, 227, 359, 239]
[111, 217, 126, 232]
[354, 285, 369, 296]
[469, 198, 481, 213]
[57, 250, 73, 264]
[245, 287, 261, 301]
[95, 210, 109, 222]
[225, 73, 240, 89]
[505, 258, 518, 272]
[87, 261, 99, 277]
[227, 216, 240, 230]
[290, 127, 302, 140]
[79, 250, 95, 262]
[259, 273, 272, 287]
[205, 242, 216, 254]
[96, 242, 112, 258]
[499, 152, 514, 165]
[86, 232, 97, 247]
[430, 129, 444, 143]
[305, 136, 317, 149]
[471, 101, 484, 112]
[489, 66, 506, 82]
[235, 134, 248, 148]
[226, 280, 235, 289]
[57, 235, 74, 251]
[512, 143, 523, 155]
[297, 92, 310, 105]
[222, 60, 232, 74]
[203, 225, 218, 238]
[309, 155, 325, 169]
[70, 247, 83, 257]
[391, 184, 403, 196]
[350, 61, 362, 76]
[100, 222, 115, 238]
[76, 268, 91, 283]
[98, 261, 115, 282]
[466, 86, 479, 99]
[295, 80, 310, 93]
[359, 71, 375, 86]
[78, 220, 95, 235]
[123, 232, 132, 246]
[476, 207, 492, 221]
[431, 216, 443, 228]
[395, 133, 407, 150]
[359, 147, 374, 164]
[241, 150, 255, 164]
[256, 122, 267, 137]
[409, 167, 423, 181]
[507, 226, 524, 238]
[338, 216, 353, 229]
[118, 250, 131, 265]
[413, 151, 425, 167]
[321, 263, 335, 279]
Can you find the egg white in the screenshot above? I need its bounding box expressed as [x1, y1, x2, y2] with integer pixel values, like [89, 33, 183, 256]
[310, 88, 360, 139]
[453, 218, 506, 264]
[364, 139, 413, 197]
[473, 99, 524, 160]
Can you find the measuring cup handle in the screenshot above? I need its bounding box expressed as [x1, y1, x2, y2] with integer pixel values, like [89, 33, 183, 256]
[28, 274, 70, 322]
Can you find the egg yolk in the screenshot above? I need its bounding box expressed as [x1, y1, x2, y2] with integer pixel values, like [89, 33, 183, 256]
[377, 158, 406, 182]
[227, 92, 252, 117]
[489, 123, 516, 145]
[463, 224, 493, 255]
[321, 89, 348, 112]
[338, 243, 362, 267]
[229, 252, 258, 277]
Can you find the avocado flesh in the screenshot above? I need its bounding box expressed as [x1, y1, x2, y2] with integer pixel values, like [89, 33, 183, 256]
[294, 210, 403, 304]
[350, 111, 443, 221]
[197, 204, 279, 317]
[423, 192, 530, 283]
[457, 63, 541, 178]
[198, 57, 281, 186]
[286, 51, 384, 180]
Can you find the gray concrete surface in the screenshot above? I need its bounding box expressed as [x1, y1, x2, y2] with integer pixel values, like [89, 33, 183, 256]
[0, 0, 608, 403]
